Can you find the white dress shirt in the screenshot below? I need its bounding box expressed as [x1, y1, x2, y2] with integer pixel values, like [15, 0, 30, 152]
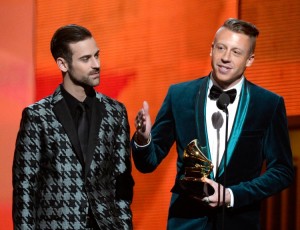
[206, 76, 244, 177]
[206, 76, 244, 207]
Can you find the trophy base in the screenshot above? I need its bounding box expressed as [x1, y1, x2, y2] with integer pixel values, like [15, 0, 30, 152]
[171, 178, 214, 198]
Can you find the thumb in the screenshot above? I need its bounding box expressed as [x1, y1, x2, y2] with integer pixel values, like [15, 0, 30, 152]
[202, 177, 213, 186]
[143, 101, 150, 116]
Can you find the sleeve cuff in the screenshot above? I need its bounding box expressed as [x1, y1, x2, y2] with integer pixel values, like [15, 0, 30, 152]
[227, 188, 234, 208]
[134, 133, 152, 148]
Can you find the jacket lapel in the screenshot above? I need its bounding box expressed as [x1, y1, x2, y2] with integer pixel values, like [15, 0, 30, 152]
[52, 87, 85, 165]
[195, 76, 213, 177]
[217, 79, 250, 177]
[84, 95, 105, 177]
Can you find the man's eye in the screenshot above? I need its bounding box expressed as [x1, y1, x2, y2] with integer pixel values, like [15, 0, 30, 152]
[216, 45, 224, 51]
[233, 50, 242, 55]
[81, 57, 89, 61]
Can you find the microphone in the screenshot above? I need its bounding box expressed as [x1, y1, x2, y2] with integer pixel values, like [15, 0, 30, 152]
[212, 111, 224, 130]
[217, 93, 230, 113]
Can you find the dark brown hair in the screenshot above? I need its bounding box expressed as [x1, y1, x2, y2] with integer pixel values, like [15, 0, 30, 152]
[50, 24, 92, 65]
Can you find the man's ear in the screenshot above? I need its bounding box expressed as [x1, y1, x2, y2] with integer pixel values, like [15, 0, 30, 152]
[210, 43, 214, 57]
[246, 53, 255, 67]
[56, 57, 68, 72]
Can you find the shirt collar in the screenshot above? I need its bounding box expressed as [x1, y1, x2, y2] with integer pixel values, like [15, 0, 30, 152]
[60, 85, 95, 113]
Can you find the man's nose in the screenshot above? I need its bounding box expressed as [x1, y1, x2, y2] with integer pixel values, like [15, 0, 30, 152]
[221, 50, 231, 62]
[91, 57, 100, 68]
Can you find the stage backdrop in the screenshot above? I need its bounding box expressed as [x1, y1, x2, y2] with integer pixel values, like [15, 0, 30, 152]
[0, 1, 34, 230]
[1, 0, 300, 229]
[34, 1, 237, 229]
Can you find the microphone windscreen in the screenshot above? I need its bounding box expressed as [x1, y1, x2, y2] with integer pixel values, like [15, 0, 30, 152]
[217, 93, 230, 111]
[211, 111, 223, 130]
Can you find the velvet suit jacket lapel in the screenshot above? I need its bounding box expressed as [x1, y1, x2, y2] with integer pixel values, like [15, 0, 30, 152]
[194, 77, 251, 179]
[195, 77, 213, 177]
[216, 80, 250, 178]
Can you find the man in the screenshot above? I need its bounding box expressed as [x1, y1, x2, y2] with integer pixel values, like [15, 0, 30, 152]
[132, 18, 294, 229]
[13, 24, 134, 229]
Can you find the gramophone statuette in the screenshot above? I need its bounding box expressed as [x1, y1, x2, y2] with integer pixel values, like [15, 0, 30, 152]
[172, 139, 215, 197]
[181, 139, 213, 181]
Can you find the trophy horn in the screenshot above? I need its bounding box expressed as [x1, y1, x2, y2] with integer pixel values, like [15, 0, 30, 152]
[182, 139, 213, 180]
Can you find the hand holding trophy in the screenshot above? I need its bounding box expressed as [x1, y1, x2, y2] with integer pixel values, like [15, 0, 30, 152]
[176, 139, 214, 198]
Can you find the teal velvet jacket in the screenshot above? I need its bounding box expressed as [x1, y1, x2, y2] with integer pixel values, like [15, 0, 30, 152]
[132, 76, 294, 230]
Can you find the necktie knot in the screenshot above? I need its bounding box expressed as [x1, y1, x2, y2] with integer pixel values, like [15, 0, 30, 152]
[78, 103, 86, 113]
[209, 85, 237, 104]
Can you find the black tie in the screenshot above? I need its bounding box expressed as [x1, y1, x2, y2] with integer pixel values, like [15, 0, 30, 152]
[208, 85, 237, 104]
[77, 103, 89, 161]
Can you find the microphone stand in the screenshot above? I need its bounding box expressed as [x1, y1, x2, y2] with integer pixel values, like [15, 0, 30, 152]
[222, 107, 229, 230]
[216, 93, 230, 230]
[211, 111, 224, 207]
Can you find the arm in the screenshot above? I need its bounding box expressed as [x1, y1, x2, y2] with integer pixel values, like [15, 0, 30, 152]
[132, 88, 176, 173]
[13, 107, 42, 229]
[115, 104, 134, 229]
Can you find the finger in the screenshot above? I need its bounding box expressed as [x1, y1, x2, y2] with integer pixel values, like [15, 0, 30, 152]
[135, 108, 145, 129]
[201, 177, 211, 184]
[136, 121, 142, 130]
[201, 196, 211, 205]
[137, 110, 144, 119]
[135, 114, 140, 127]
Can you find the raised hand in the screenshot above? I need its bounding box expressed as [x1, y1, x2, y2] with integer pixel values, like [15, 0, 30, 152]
[134, 101, 152, 145]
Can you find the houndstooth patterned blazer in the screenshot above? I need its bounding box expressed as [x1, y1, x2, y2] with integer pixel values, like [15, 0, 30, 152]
[13, 86, 134, 230]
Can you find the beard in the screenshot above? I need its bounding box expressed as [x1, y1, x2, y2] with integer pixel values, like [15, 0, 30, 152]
[68, 68, 100, 88]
